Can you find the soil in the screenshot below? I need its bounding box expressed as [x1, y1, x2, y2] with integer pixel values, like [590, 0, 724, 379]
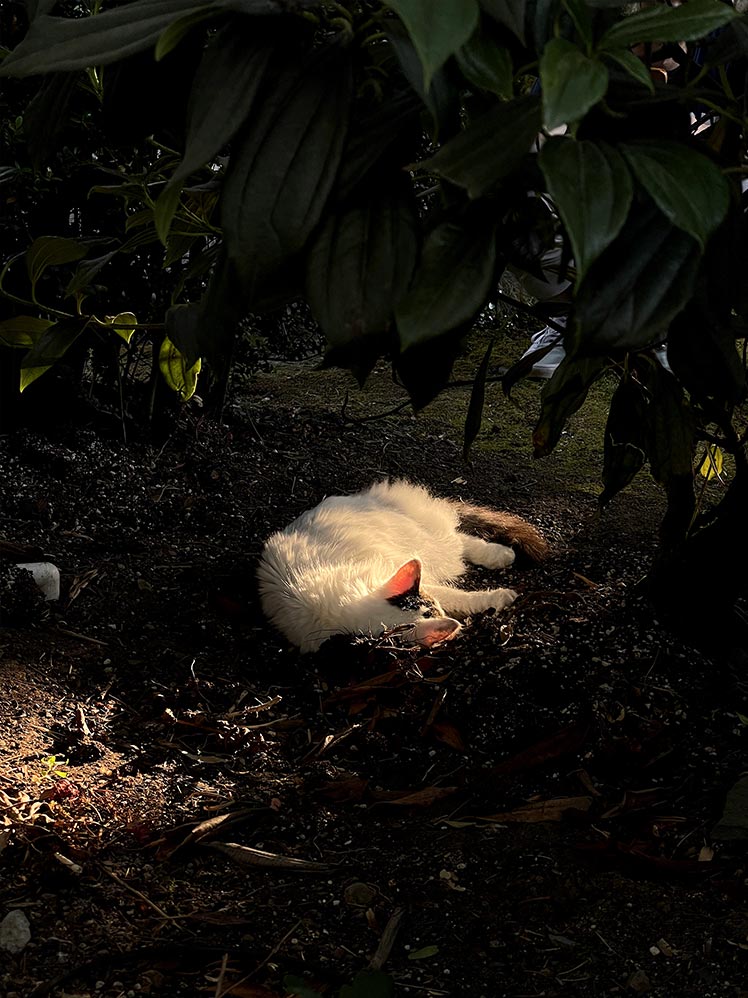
[1, 334, 747, 998]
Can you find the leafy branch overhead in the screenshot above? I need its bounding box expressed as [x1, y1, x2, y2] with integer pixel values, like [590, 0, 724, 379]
[1, 0, 747, 554]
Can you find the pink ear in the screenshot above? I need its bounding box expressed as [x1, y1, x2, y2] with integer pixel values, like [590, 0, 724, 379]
[382, 559, 421, 598]
[414, 618, 461, 648]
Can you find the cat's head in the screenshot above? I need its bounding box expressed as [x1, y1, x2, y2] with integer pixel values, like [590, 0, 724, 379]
[373, 558, 461, 648]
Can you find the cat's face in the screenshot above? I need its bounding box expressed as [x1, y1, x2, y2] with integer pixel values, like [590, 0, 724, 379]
[377, 559, 461, 647]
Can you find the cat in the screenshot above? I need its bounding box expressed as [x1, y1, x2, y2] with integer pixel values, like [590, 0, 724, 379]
[257, 479, 550, 653]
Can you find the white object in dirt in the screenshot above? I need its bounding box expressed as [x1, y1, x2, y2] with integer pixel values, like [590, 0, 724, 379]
[0, 909, 31, 954]
[15, 561, 61, 601]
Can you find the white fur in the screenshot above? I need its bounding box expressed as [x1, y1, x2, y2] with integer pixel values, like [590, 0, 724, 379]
[257, 480, 517, 652]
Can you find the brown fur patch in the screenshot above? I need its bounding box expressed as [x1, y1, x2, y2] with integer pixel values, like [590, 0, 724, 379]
[452, 501, 551, 563]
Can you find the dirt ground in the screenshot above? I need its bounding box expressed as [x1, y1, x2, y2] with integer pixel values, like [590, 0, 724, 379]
[1, 337, 747, 998]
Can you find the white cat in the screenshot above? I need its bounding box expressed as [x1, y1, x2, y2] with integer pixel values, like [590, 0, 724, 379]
[257, 480, 549, 653]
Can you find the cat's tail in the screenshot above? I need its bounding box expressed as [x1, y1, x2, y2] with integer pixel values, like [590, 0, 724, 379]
[452, 501, 551, 563]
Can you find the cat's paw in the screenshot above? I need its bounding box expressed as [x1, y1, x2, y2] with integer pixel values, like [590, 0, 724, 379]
[480, 543, 516, 570]
[486, 587, 518, 611]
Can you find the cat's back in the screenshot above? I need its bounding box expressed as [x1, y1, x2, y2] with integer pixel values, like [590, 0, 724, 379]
[288, 480, 455, 545]
[261, 480, 460, 574]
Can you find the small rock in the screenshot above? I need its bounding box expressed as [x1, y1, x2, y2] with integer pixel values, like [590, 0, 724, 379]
[15, 561, 60, 601]
[627, 968, 651, 993]
[0, 910, 31, 954]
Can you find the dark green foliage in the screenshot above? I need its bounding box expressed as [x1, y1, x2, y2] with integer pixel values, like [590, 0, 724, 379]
[2, 0, 748, 635]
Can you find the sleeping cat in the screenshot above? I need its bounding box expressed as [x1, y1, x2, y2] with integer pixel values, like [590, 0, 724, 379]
[257, 480, 550, 652]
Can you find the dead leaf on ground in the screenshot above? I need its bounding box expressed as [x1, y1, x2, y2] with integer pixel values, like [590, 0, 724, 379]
[66, 567, 101, 606]
[429, 720, 467, 752]
[325, 670, 407, 704]
[489, 722, 590, 777]
[159, 808, 258, 859]
[316, 775, 369, 802]
[208, 841, 333, 873]
[214, 986, 284, 998]
[372, 786, 458, 807]
[600, 788, 670, 819]
[479, 795, 593, 823]
[577, 839, 711, 875]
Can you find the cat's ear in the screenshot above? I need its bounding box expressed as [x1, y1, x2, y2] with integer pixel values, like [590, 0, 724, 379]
[382, 559, 421, 599]
[414, 617, 461, 647]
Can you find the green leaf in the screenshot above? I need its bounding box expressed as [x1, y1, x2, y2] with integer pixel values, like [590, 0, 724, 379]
[456, 24, 513, 98]
[155, 19, 273, 243]
[27, 0, 58, 17]
[408, 945, 440, 960]
[563, 0, 593, 50]
[306, 182, 418, 384]
[164, 301, 203, 367]
[383, 0, 480, 90]
[643, 363, 695, 484]
[422, 95, 542, 198]
[574, 202, 701, 354]
[602, 49, 654, 94]
[0, 0, 214, 76]
[103, 311, 138, 345]
[158, 333, 201, 400]
[180, 252, 246, 371]
[339, 969, 395, 998]
[478, 0, 526, 43]
[214, 0, 318, 9]
[385, 20, 460, 136]
[531, 0, 560, 50]
[221, 46, 352, 299]
[19, 318, 88, 391]
[539, 137, 632, 285]
[463, 339, 493, 462]
[668, 307, 745, 404]
[23, 70, 79, 167]
[25, 236, 88, 299]
[712, 775, 748, 842]
[533, 355, 611, 457]
[396, 327, 468, 410]
[155, 7, 218, 61]
[0, 315, 55, 348]
[334, 91, 421, 205]
[396, 208, 498, 350]
[408, 946, 439, 960]
[540, 38, 609, 131]
[65, 251, 118, 300]
[599, 0, 738, 51]
[620, 141, 729, 250]
[600, 374, 647, 505]
[283, 975, 323, 998]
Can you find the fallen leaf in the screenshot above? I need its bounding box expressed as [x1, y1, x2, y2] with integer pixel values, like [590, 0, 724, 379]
[326, 671, 405, 704]
[408, 945, 439, 960]
[430, 720, 467, 752]
[208, 841, 333, 873]
[489, 723, 590, 776]
[712, 775, 748, 841]
[316, 775, 369, 803]
[160, 808, 257, 859]
[373, 786, 458, 807]
[480, 796, 593, 823]
[600, 788, 668, 819]
[220, 984, 285, 997]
